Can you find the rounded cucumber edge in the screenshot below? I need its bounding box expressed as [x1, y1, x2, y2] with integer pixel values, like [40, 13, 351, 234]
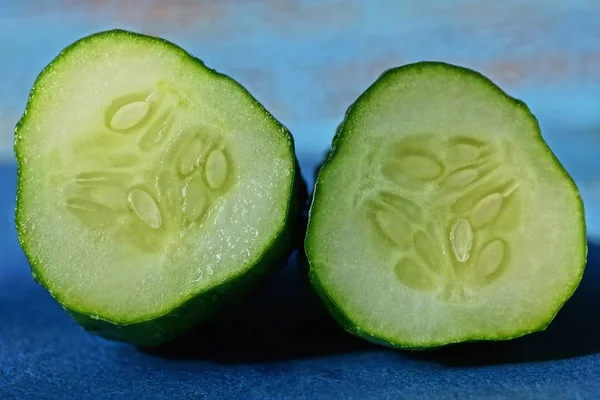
[303, 61, 588, 350]
[14, 29, 309, 347]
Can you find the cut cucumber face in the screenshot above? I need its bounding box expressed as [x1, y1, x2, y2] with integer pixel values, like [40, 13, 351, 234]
[305, 62, 587, 349]
[15, 30, 306, 346]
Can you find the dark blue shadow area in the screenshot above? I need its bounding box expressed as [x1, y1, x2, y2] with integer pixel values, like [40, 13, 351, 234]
[142, 254, 371, 363]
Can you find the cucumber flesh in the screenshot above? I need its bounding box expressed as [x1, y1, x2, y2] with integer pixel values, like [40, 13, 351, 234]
[15, 30, 305, 346]
[305, 62, 587, 349]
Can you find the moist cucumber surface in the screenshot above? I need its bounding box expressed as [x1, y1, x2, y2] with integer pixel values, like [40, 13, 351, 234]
[15, 30, 305, 346]
[305, 61, 587, 349]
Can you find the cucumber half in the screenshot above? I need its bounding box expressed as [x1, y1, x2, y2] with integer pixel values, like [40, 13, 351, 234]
[305, 62, 587, 349]
[15, 30, 306, 346]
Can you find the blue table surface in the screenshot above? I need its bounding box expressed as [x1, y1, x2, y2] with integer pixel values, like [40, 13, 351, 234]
[1, 1, 600, 399]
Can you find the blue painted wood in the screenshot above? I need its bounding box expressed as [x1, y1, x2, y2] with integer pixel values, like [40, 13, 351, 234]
[1, 2, 599, 398]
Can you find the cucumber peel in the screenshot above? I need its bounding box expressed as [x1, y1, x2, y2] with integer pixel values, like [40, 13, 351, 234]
[305, 61, 587, 349]
[15, 30, 306, 346]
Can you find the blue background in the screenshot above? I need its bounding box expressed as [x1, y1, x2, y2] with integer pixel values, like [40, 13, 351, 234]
[1, 1, 600, 398]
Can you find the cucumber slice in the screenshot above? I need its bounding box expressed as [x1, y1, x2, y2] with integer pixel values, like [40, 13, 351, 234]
[305, 62, 587, 349]
[15, 30, 306, 346]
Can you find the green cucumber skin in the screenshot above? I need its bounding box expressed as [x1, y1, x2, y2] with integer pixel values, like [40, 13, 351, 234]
[15, 29, 308, 347]
[304, 61, 588, 350]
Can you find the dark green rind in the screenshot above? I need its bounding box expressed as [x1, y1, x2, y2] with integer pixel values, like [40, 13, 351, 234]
[304, 61, 587, 350]
[15, 29, 307, 347]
